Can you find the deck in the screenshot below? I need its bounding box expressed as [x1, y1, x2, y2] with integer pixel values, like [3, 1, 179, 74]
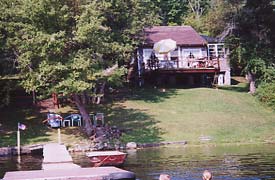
[144, 57, 229, 74]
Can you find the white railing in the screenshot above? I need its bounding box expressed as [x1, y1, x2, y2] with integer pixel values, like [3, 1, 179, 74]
[146, 57, 221, 70]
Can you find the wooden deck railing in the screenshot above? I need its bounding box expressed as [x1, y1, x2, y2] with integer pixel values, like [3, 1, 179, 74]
[146, 57, 220, 70]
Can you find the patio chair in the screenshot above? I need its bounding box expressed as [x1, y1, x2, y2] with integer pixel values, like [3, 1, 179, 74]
[90, 113, 95, 125]
[63, 114, 82, 127]
[94, 113, 104, 127]
[72, 114, 82, 126]
[62, 116, 72, 127]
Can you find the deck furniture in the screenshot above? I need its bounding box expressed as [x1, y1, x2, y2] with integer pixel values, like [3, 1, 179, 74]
[94, 113, 104, 127]
[63, 114, 82, 127]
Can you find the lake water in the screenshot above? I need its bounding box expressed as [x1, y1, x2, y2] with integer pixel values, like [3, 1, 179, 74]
[1, 144, 275, 180]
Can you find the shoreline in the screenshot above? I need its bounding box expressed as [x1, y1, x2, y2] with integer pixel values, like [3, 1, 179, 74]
[1, 140, 274, 157]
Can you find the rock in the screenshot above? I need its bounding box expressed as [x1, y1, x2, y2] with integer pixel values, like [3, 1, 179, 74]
[21, 147, 31, 154]
[0, 147, 12, 156]
[126, 142, 137, 149]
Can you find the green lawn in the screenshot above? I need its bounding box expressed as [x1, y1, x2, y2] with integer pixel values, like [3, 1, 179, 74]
[105, 82, 275, 144]
[1, 78, 275, 147]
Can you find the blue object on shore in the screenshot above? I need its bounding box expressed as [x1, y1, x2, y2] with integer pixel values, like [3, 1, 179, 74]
[47, 113, 62, 128]
[48, 119, 61, 128]
[63, 114, 82, 126]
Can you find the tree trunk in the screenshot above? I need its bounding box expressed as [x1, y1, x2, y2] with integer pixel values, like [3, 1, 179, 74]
[72, 94, 93, 136]
[247, 71, 256, 94]
[32, 90, 36, 105]
[96, 82, 106, 104]
[92, 87, 97, 104]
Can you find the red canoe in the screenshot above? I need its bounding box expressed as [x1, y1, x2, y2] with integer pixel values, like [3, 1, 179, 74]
[86, 151, 127, 167]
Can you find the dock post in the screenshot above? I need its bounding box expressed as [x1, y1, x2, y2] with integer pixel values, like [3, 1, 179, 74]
[57, 128, 61, 144]
[17, 126, 20, 156]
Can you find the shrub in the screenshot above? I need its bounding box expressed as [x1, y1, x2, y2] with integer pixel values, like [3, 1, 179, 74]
[256, 82, 275, 109]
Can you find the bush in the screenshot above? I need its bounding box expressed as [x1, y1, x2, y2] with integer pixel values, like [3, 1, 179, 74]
[256, 82, 275, 109]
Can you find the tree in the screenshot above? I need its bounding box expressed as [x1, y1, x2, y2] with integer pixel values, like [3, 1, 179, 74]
[203, 0, 242, 37]
[0, 0, 157, 136]
[150, 0, 188, 25]
[183, 0, 210, 33]
[228, 0, 275, 94]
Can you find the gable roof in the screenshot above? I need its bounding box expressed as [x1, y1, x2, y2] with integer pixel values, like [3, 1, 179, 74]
[144, 26, 207, 47]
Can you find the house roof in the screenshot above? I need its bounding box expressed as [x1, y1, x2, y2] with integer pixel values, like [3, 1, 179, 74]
[144, 26, 207, 46]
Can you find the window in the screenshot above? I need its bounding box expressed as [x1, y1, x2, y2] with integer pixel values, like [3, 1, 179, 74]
[182, 48, 201, 58]
[170, 48, 179, 57]
[217, 45, 225, 58]
[208, 45, 216, 58]
[143, 49, 153, 61]
[208, 44, 225, 58]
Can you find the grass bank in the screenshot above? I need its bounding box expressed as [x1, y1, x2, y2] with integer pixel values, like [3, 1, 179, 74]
[107, 79, 275, 144]
[1, 77, 275, 147]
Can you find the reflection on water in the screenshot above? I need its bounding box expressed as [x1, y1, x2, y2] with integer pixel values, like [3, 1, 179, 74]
[72, 144, 275, 180]
[0, 154, 42, 178]
[1, 144, 275, 180]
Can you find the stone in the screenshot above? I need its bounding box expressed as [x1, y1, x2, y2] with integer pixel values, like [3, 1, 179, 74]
[126, 142, 137, 149]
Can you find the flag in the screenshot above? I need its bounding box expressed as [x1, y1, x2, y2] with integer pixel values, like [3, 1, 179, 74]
[18, 123, 26, 130]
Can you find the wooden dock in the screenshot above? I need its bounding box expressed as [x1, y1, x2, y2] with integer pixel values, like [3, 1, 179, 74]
[3, 167, 135, 180]
[42, 143, 80, 170]
[3, 143, 135, 180]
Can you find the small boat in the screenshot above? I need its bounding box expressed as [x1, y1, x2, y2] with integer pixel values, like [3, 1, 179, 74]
[86, 151, 127, 167]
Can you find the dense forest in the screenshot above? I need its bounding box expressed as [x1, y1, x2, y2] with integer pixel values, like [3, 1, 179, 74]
[0, 0, 275, 135]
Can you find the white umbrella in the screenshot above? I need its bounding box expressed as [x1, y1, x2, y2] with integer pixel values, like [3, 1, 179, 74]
[153, 39, 177, 54]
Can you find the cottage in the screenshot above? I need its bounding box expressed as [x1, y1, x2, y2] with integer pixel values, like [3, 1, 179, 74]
[136, 26, 231, 86]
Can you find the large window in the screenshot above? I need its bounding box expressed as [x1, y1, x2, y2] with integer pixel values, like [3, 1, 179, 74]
[143, 49, 153, 61]
[208, 44, 225, 58]
[182, 48, 202, 59]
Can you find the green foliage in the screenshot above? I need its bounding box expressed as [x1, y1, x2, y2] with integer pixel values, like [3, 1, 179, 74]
[203, 0, 239, 36]
[261, 66, 275, 83]
[245, 57, 266, 77]
[256, 81, 275, 108]
[183, 13, 206, 33]
[227, 0, 275, 79]
[150, 0, 188, 25]
[0, 0, 156, 99]
[102, 0, 158, 66]
[106, 67, 127, 88]
[0, 80, 14, 107]
[226, 36, 244, 75]
[183, 0, 210, 33]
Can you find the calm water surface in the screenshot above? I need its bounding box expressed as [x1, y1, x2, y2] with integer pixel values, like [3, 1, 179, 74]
[1, 144, 275, 180]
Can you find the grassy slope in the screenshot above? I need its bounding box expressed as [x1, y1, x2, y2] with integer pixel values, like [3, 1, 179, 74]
[1, 78, 275, 147]
[110, 84, 275, 144]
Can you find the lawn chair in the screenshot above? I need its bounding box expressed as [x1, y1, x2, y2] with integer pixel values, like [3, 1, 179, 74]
[94, 113, 104, 127]
[63, 114, 82, 127]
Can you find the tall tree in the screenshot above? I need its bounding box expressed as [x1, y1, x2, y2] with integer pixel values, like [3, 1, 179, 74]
[0, 0, 157, 135]
[183, 0, 211, 33]
[203, 0, 243, 37]
[228, 0, 275, 94]
[150, 0, 188, 25]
